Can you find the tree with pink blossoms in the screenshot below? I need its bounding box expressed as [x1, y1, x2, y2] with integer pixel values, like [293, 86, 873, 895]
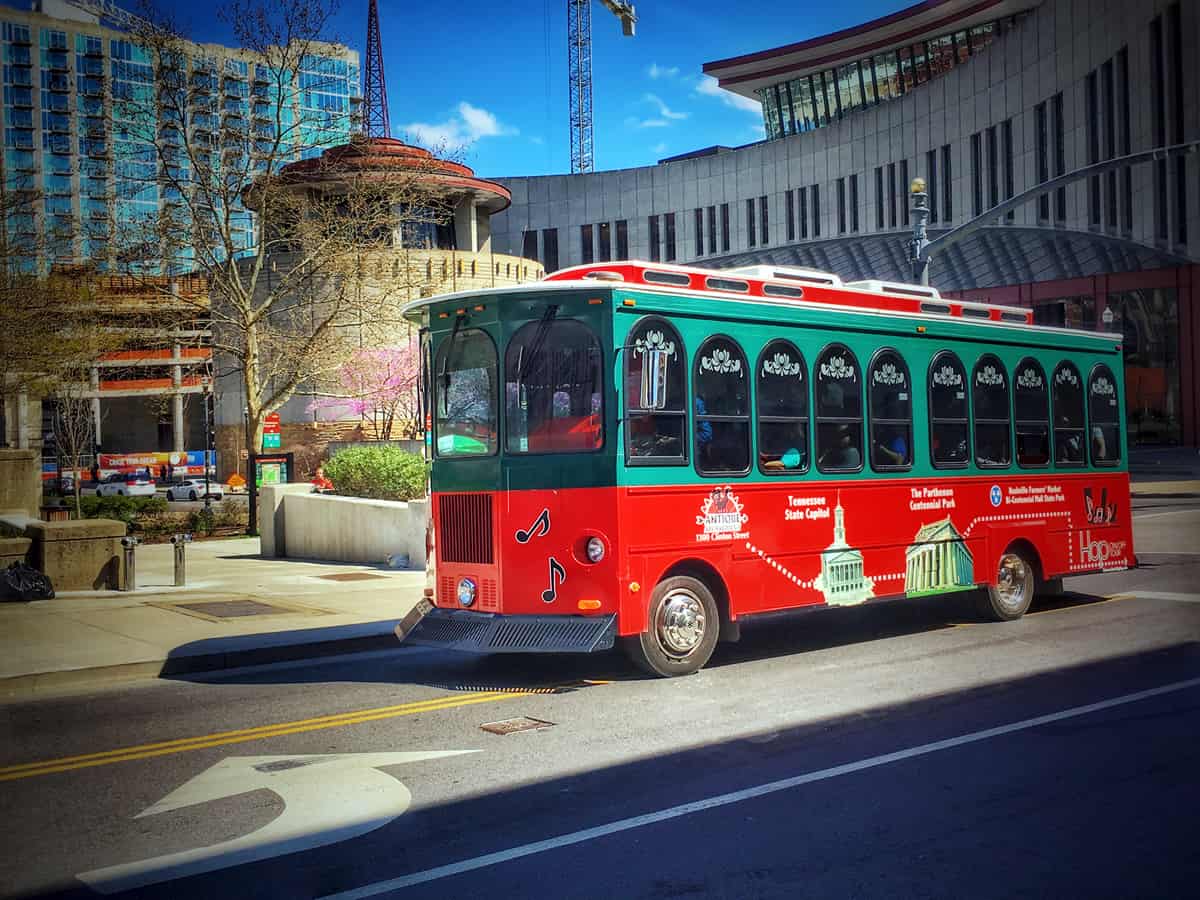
[309, 345, 419, 440]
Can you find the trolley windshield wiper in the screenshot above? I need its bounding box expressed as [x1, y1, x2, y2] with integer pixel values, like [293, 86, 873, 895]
[517, 304, 559, 385]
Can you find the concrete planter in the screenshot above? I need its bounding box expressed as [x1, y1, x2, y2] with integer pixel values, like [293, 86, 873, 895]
[260, 484, 427, 567]
[24, 518, 126, 590]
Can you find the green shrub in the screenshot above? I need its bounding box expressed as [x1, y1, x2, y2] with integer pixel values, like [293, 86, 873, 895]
[323, 446, 428, 502]
[214, 498, 248, 528]
[134, 511, 190, 538]
[77, 494, 165, 523]
[189, 507, 216, 535]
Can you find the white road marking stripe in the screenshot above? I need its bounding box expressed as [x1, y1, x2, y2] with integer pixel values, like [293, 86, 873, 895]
[1130, 592, 1200, 603]
[320, 676, 1200, 899]
[1133, 509, 1200, 521]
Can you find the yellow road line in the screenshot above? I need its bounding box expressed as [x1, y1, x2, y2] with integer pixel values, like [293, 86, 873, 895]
[0, 691, 518, 783]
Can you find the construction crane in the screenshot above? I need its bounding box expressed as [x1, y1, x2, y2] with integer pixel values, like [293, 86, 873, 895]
[568, 0, 636, 174]
[59, 0, 152, 32]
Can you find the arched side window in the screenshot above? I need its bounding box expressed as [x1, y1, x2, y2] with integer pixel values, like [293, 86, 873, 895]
[972, 354, 1011, 468]
[814, 344, 863, 473]
[1088, 363, 1121, 466]
[433, 327, 498, 458]
[757, 340, 809, 475]
[868, 349, 912, 472]
[1013, 357, 1049, 467]
[504, 319, 603, 454]
[929, 351, 969, 468]
[624, 317, 687, 463]
[1052, 361, 1085, 466]
[693, 335, 750, 475]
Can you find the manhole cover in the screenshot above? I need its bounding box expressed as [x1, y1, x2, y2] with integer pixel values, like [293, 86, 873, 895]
[317, 572, 388, 582]
[175, 600, 285, 618]
[479, 716, 555, 736]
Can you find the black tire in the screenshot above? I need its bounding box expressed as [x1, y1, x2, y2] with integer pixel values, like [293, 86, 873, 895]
[623, 575, 720, 677]
[189, 491, 197, 501]
[978, 546, 1036, 621]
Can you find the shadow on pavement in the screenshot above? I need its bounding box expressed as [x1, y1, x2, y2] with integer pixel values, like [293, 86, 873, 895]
[15, 642, 1200, 900]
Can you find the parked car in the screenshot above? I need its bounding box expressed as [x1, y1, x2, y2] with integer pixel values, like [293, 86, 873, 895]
[166, 479, 223, 502]
[95, 472, 156, 497]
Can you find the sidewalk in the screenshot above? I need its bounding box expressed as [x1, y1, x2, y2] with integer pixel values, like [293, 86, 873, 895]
[1130, 446, 1200, 497]
[0, 537, 423, 700]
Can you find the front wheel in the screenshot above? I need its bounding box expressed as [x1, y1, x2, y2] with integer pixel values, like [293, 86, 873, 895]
[623, 575, 720, 677]
[979, 548, 1035, 621]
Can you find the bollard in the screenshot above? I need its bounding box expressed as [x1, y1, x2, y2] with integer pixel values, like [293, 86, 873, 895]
[170, 533, 188, 587]
[120, 536, 139, 592]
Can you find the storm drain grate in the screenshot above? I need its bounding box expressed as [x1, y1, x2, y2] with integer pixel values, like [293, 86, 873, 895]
[317, 572, 388, 582]
[174, 599, 285, 618]
[479, 716, 556, 736]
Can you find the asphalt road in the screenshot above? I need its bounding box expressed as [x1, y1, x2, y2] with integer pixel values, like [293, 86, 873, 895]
[2, 501, 1198, 900]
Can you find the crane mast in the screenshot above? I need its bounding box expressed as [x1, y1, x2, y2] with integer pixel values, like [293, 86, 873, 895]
[569, 0, 636, 174]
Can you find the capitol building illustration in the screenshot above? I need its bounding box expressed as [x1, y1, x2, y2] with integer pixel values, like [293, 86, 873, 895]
[815, 495, 875, 606]
[905, 518, 975, 596]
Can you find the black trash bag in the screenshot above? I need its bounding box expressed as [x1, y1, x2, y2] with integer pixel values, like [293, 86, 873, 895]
[1, 562, 55, 602]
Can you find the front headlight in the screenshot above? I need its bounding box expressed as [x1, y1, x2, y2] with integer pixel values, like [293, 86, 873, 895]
[456, 577, 477, 607]
[586, 537, 605, 563]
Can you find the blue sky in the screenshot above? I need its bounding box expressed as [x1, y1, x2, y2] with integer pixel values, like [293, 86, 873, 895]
[164, 0, 912, 178]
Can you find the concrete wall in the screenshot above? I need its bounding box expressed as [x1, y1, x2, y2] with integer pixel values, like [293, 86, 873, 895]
[24, 519, 126, 590]
[0, 449, 41, 516]
[262, 488, 428, 567]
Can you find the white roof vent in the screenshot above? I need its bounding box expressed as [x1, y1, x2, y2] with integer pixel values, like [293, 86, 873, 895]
[725, 265, 843, 286]
[846, 279, 941, 299]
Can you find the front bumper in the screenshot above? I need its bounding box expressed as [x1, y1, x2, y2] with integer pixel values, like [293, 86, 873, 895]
[396, 603, 617, 654]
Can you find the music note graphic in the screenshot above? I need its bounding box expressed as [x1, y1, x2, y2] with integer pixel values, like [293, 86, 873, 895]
[516, 508, 551, 544]
[541, 557, 566, 603]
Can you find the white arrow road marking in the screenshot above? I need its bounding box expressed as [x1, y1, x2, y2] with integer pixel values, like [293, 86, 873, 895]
[77, 750, 476, 895]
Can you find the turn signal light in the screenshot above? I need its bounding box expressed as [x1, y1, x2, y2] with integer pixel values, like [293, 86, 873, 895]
[578, 599, 601, 611]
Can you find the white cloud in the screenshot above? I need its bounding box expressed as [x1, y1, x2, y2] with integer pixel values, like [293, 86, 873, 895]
[643, 93, 688, 120]
[647, 63, 679, 80]
[399, 101, 518, 150]
[652, 142, 668, 155]
[694, 75, 761, 114]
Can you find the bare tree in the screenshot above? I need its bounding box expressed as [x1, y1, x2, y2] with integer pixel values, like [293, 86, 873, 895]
[107, 0, 456, 462]
[50, 375, 96, 519]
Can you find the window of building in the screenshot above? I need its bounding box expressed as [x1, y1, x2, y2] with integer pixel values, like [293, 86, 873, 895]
[694, 208, 703, 256]
[971, 132, 983, 217]
[1052, 92, 1066, 222]
[648, 215, 661, 262]
[1052, 362, 1085, 465]
[868, 350, 912, 471]
[862, 57, 877, 105]
[597, 221, 612, 262]
[542, 228, 559, 271]
[1035, 104, 1049, 221]
[1169, 5, 1186, 245]
[911, 41, 930, 84]
[580, 224, 594, 264]
[616, 219, 628, 259]
[815, 344, 863, 473]
[434, 328, 498, 458]
[1117, 48, 1132, 233]
[522, 230, 537, 261]
[849, 176, 859, 232]
[757, 340, 809, 474]
[925, 149, 938, 224]
[625, 317, 686, 463]
[887, 162, 897, 227]
[1088, 363, 1121, 465]
[929, 351, 969, 467]
[942, 144, 953, 222]
[1001, 123, 1013, 221]
[760, 195, 769, 246]
[836, 178, 847, 234]
[899, 161, 909, 226]
[706, 207, 716, 255]
[972, 354, 1011, 468]
[822, 69, 840, 119]
[664, 212, 676, 262]
[785, 189, 795, 241]
[897, 45, 914, 91]
[746, 198, 756, 247]
[505, 319, 602, 454]
[811, 184, 821, 236]
[799, 186, 808, 238]
[693, 335, 750, 475]
[720, 203, 730, 252]
[1151, 16, 1168, 241]
[1013, 358, 1049, 467]
[874, 51, 899, 100]
[875, 167, 885, 229]
[986, 126, 998, 209]
[1086, 70, 1101, 226]
[1102, 58, 1117, 231]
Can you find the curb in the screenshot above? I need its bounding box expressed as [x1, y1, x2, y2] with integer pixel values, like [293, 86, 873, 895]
[0, 629, 399, 702]
[1131, 491, 1200, 499]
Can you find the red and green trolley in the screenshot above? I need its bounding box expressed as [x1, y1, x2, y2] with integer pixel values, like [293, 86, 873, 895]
[397, 260, 1134, 676]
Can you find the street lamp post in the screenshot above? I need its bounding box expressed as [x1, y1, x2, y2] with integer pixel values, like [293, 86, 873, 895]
[907, 176, 930, 286]
[201, 375, 213, 512]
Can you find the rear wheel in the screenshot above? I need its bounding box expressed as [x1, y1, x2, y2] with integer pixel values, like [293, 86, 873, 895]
[189, 491, 197, 501]
[979, 547, 1035, 621]
[623, 575, 719, 677]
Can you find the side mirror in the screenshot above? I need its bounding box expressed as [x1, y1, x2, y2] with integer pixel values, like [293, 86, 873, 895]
[639, 348, 670, 410]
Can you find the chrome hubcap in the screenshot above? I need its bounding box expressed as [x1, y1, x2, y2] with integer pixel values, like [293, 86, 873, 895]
[995, 553, 1029, 611]
[656, 590, 706, 656]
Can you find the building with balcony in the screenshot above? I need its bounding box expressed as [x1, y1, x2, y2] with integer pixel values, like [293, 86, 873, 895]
[489, 0, 1200, 447]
